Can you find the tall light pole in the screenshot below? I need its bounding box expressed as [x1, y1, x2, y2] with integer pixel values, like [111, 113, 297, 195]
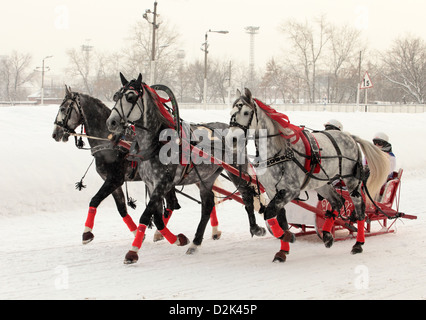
[201, 29, 229, 108]
[245, 26, 259, 86]
[143, 1, 160, 84]
[40, 55, 53, 105]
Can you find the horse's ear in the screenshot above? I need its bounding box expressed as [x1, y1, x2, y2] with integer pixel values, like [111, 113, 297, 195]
[120, 72, 129, 86]
[65, 85, 70, 95]
[136, 73, 143, 86]
[244, 88, 252, 101]
[236, 89, 242, 98]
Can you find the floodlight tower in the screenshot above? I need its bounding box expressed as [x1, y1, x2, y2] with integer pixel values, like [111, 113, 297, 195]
[245, 26, 260, 83]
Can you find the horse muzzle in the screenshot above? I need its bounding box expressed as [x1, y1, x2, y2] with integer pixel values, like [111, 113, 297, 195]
[52, 125, 70, 142]
[106, 115, 125, 134]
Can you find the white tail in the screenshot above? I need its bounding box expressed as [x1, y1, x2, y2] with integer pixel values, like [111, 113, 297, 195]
[352, 135, 390, 204]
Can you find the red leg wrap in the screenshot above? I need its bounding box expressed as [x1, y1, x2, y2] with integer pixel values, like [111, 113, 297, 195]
[322, 217, 335, 233]
[159, 227, 178, 244]
[123, 215, 137, 232]
[267, 218, 284, 238]
[322, 211, 337, 233]
[132, 224, 147, 249]
[357, 219, 366, 243]
[85, 207, 97, 229]
[210, 206, 219, 227]
[163, 209, 173, 226]
[280, 240, 290, 252]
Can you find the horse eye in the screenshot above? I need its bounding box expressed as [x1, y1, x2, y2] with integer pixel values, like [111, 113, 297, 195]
[113, 93, 120, 102]
[60, 107, 66, 112]
[243, 111, 250, 116]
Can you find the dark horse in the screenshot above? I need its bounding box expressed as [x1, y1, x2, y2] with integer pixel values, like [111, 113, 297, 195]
[106, 73, 266, 264]
[52, 86, 181, 244]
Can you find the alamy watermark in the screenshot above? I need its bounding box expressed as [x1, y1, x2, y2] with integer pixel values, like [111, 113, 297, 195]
[54, 5, 70, 30]
[54, 265, 69, 290]
[354, 264, 369, 290]
[157, 122, 269, 174]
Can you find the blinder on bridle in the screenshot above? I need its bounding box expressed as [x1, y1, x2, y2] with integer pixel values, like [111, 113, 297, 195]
[111, 82, 144, 127]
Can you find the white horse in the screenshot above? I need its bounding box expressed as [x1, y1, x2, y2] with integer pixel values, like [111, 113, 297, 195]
[227, 88, 390, 262]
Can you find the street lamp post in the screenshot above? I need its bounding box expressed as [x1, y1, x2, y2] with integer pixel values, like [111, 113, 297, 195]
[41, 55, 53, 105]
[143, 1, 160, 84]
[201, 29, 229, 108]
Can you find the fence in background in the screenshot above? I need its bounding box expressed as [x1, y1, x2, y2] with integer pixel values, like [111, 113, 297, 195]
[179, 103, 426, 113]
[1, 101, 425, 113]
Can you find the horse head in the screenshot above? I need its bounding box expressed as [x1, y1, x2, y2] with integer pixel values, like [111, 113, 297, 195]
[229, 88, 257, 133]
[225, 88, 258, 151]
[52, 85, 82, 142]
[106, 73, 144, 134]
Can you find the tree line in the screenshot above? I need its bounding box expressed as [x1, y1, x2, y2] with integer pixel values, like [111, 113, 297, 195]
[1, 16, 426, 104]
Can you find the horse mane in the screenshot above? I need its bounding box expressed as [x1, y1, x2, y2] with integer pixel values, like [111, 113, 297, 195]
[253, 99, 302, 145]
[143, 84, 175, 129]
[78, 93, 112, 138]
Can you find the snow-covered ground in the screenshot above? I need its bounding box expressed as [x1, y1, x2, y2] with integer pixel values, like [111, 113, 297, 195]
[0, 104, 425, 300]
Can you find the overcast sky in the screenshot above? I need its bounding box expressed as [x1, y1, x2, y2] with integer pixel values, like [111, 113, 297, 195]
[2, 0, 426, 74]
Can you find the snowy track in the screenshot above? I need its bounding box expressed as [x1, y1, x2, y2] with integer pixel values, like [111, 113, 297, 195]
[0, 105, 425, 300]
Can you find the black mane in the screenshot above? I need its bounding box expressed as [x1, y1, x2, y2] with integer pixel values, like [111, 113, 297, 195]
[79, 93, 112, 140]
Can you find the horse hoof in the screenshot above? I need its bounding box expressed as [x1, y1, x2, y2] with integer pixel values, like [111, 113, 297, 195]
[212, 231, 222, 240]
[124, 250, 139, 264]
[82, 231, 94, 244]
[176, 234, 189, 246]
[273, 250, 288, 263]
[322, 231, 334, 248]
[251, 225, 267, 237]
[351, 242, 364, 255]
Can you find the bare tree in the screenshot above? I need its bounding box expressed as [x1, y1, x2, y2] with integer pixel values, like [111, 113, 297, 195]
[260, 58, 291, 103]
[66, 47, 93, 95]
[123, 20, 182, 84]
[380, 35, 426, 103]
[281, 15, 330, 103]
[327, 24, 363, 102]
[0, 51, 33, 101]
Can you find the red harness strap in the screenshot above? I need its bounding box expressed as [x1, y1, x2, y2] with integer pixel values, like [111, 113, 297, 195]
[299, 131, 322, 174]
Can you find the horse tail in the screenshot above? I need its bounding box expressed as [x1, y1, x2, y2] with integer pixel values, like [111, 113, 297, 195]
[352, 135, 390, 204]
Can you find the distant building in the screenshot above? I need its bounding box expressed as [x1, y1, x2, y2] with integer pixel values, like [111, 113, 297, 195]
[28, 87, 64, 105]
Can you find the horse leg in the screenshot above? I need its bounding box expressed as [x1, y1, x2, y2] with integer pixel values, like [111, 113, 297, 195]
[316, 184, 345, 248]
[345, 181, 367, 254]
[186, 184, 216, 255]
[351, 219, 366, 254]
[112, 187, 137, 235]
[124, 184, 189, 264]
[226, 171, 266, 237]
[264, 190, 298, 263]
[153, 188, 181, 242]
[210, 206, 221, 240]
[83, 175, 125, 244]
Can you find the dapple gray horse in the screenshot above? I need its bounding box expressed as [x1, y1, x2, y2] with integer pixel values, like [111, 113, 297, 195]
[227, 88, 389, 262]
[106, 74, 265, 264]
